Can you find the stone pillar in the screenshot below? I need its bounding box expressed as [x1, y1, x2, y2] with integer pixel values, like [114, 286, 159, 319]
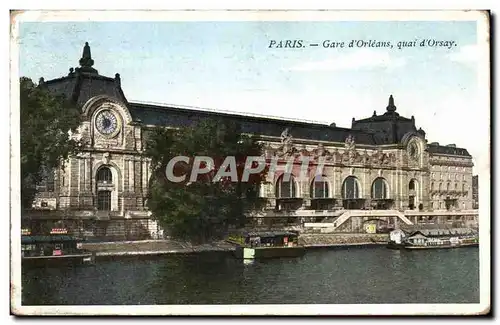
[363, 168, 371, 208]
[123, 157, 129, 192]
[334, 166, 343, 207]
[129, 160, 135, 192]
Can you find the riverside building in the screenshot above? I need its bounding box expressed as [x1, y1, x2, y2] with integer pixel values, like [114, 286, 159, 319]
[24, 43, 478, 239]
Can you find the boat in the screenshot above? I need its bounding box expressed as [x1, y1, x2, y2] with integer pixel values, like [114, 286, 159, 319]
[387, 225, 478, 250]
[226, 230, 305, 259]
[21, 228, 96, 267]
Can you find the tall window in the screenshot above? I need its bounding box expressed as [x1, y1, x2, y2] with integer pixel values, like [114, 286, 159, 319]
[409, 179, 416, 191]
[431, 182, 434, 191]
[342, 176, 359, 199]
[371, 177, 388, 199]
[310, 176, 329, 198]
[97, 167, 112, 183]
[447, 183, 450, 191]
[275, 174, 297, 198]
[97, 190, 111, 211]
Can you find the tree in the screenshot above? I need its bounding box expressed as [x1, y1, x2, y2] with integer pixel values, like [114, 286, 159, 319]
[20, 77, 82, 209]
[145, 119, 269, 244]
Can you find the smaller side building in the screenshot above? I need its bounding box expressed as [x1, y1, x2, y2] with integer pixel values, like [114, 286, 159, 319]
[472, 175, 479, 209]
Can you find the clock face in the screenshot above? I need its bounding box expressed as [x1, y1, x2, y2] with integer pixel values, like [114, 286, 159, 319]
[408, 142, 419, 160]
[95, 110, 119, 136]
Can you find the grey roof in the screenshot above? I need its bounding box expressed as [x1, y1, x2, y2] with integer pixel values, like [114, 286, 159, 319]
[21, 235, 80, 244]
[43, 72, 128, 108]
[399, 225, 477, 237]
[39, 42, 128, 107]
[129, 102, 379, 145]
[350, 95, 431, 145]
[244, 231, 298, 238]
[427, 143, 471, 157]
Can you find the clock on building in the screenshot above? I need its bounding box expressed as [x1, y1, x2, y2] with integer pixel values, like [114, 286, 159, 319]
[95, 110, 119, 136]
[407, 141, 419, 160]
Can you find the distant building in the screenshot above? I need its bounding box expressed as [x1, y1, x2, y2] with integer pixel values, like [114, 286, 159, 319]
[472, 175, 479, 209]
[23, 43, 477, 238]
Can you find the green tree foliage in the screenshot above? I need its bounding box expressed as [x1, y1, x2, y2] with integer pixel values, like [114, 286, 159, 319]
[20, 77, 82, 209]
[146, 119, 269, 244]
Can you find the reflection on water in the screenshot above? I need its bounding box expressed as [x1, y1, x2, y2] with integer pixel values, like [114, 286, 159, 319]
[22, 247, 479, 305]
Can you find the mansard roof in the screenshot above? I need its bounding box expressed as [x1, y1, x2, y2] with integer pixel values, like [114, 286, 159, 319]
[427, 143, 471, 157]
[351, 95, 427, 144]
[39, 42, 128, 107]
[128, 102, 379, 145]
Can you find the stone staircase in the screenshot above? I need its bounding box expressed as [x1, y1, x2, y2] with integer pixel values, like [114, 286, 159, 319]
[328, 209, 414, 232]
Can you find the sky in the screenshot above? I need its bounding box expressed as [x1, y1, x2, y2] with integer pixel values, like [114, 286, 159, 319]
[17, 19, 487, 174]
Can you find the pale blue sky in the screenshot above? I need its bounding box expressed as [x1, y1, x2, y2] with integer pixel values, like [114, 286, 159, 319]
[18, 20, 485, 171]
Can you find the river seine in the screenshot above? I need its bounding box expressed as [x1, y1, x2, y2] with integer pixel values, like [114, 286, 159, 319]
[22, 246, 479, 305]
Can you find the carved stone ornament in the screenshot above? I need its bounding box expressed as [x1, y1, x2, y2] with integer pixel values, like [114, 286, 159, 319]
[103, 152, 111, 165]
[278, 128, 294, 156]
[345, 134, 356, 151]
[280, 128, 293, 145]
[316, 143, 325, 157]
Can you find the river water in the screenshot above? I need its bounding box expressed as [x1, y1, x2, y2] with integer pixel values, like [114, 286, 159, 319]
[22, 246, 479, 305]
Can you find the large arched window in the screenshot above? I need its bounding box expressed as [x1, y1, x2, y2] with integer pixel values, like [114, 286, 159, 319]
[275, 174, 297, 198]
[446, 183, 450, 191]
[97, 166, 113, 183]
[310, 176, 329, 199]
[371, 177, 388, 199]
[342, 176, 360, 199]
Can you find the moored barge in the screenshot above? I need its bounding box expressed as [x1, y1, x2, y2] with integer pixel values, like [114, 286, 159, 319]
[21, 228, 96, 267]
[387, 225, 478, 250]
[227, 230, 305, 259]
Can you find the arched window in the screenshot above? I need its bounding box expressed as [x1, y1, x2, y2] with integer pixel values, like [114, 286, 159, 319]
[409, 179, 416, 191]
[97, 190, 111, 211]
[371, 177, 388, 199]
[275, 174, 297, 198]
[310, 176, 329, 199]
[455, 183, 458, 190]
[342, 176, 360, 199]
[446, 183, 450, 191]
[438, 183, 442, 191]
[97, 166, 112, 183]
[462, 183, 466, 192]
[431, 182, 434, 191]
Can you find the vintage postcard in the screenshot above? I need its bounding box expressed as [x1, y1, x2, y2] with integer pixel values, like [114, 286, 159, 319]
[10, 10, 490, 316]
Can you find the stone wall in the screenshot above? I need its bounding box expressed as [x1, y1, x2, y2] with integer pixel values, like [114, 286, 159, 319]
[299, 233, 389, 246]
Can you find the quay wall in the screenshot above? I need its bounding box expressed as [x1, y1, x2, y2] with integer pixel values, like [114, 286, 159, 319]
[299, 233, 389, 247]
[80, 233, 390, 258]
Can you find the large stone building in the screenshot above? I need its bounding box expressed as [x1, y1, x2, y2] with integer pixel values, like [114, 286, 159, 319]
[24, 43, 478, 239]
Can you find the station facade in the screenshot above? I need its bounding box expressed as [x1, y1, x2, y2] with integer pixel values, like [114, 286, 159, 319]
[25, 43, 477, 239]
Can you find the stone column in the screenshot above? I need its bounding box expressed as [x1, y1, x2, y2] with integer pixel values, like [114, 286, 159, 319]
[129, 160, 135, 192]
